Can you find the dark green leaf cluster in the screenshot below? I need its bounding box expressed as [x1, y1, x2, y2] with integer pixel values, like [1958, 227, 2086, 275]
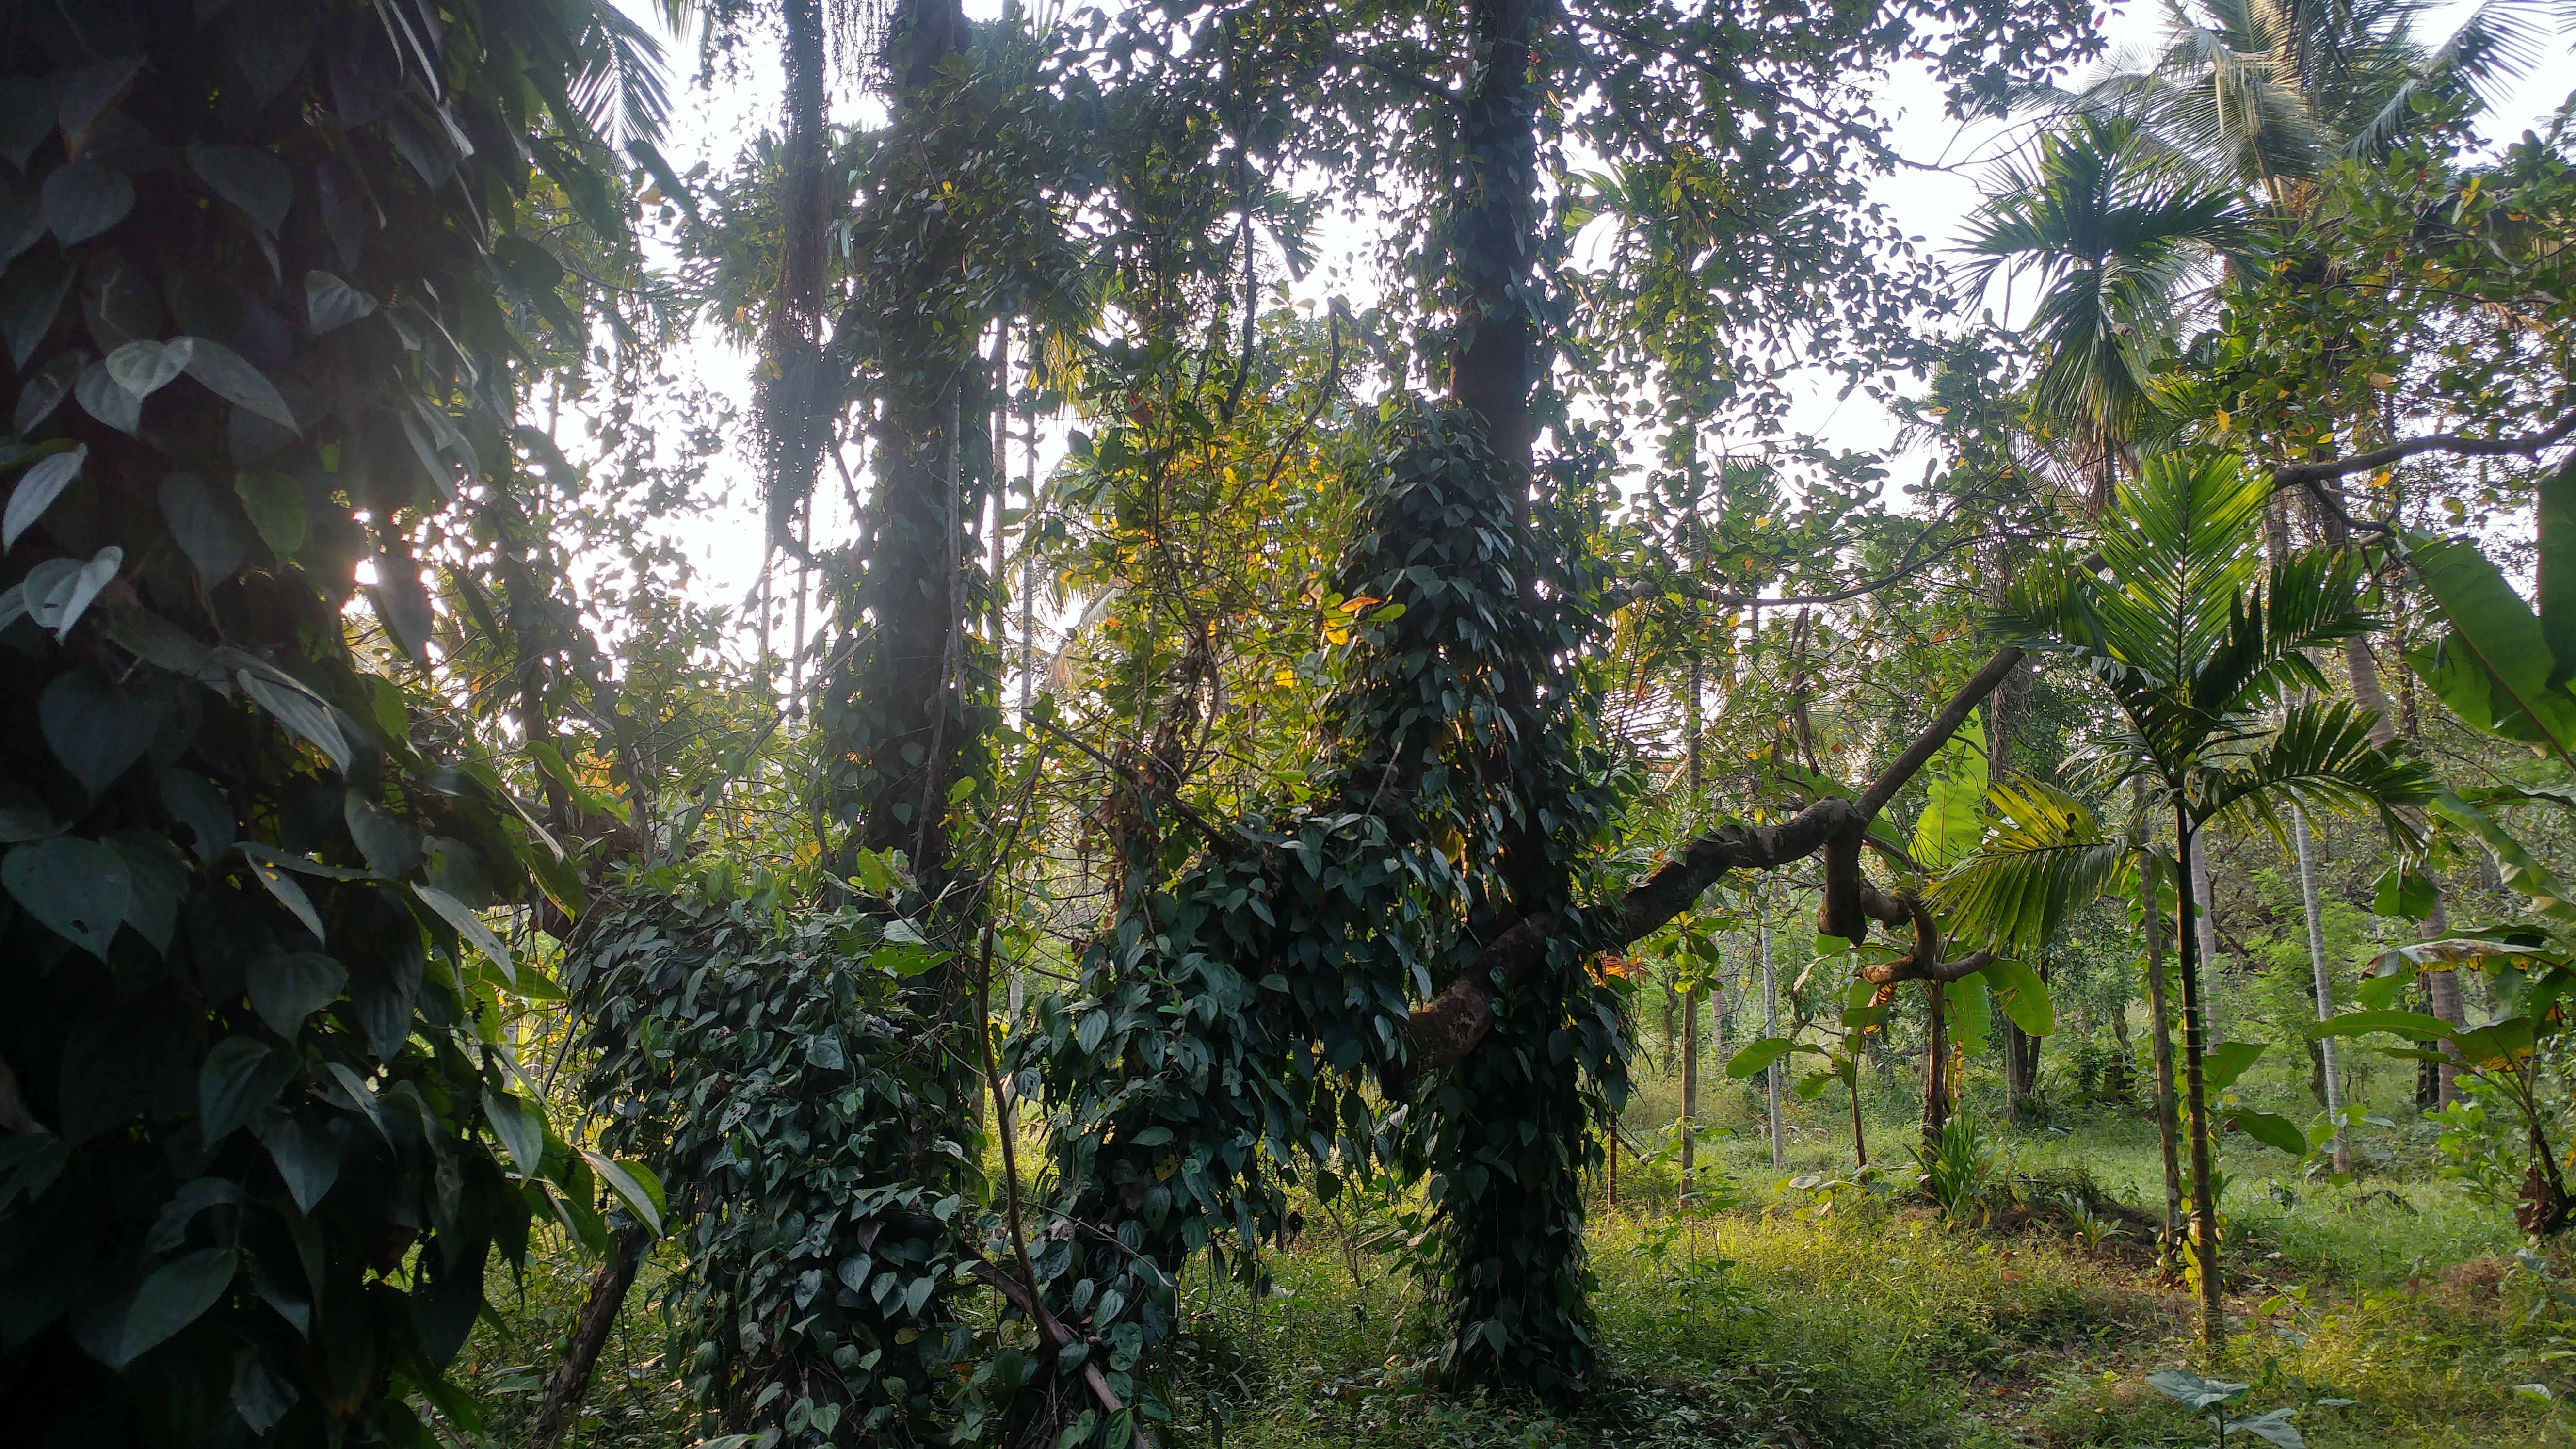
[1014, 399, 1628, 1419]
[0, 2, 655, 1444]
[574, 881, 993, 1446]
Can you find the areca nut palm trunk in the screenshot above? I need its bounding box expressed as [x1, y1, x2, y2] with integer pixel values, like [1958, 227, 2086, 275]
[2141, 856, 2188, 1273]
[2291, 801, 2350, 1171]
[2173, 812, 2224, 1329]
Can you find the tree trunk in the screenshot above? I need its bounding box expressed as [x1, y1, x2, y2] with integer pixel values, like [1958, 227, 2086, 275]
[1988, 665, 2030, 1125]
[1679, 983, 1699, 1180]
[1762, 918, 1784, 1170]
[1920, 981, 1948, 1150]
[2190, 843, 2223, 1045]
[2291, 803, 2349, 1171]
[2416, 974, 2443, 1109]
[2142, 866, 2185, 1273]
[2003, 1018, 2023, 1125]
[761, 0, 832, 558]
[2107, 994, 2132, 1099]
[840, 0, 982, 890]
[2175, 816, 2223, 1340]
[1606, 1115, 1618, 1209]
[2521, 1117, 2572, 1237]
[2425, 898, 2466, 1107]
[530, 1225, 650, 1449]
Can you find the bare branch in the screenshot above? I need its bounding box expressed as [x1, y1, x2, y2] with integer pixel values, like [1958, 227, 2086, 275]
[2271, 407, 2576, 490]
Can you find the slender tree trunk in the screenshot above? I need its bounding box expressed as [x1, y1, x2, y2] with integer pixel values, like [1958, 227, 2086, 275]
[2290, 804, 2349, 1172]
[2141, 861, 2184, 1271]
[762, 0, 832, 554]
[2303, 483, 2402, 747]
[2190, 844, 2223, 1045]
[1679, 983, 1699, 1181]
[1987, 681, 2025, 1127]
[1762, 918, 1783, 1171]
[529, 1225, 650, 1449]
[1920, 981, 1949, 1150]
[2425, 897, 2466, 1106]
[1850, 1081, 1868, 1169]
[2107, 994, 2132, 1099]
[1680, 634, 1702, 1181]
[2176, 815, 2223, 1340]
[1606, 1114, 1618, 1209]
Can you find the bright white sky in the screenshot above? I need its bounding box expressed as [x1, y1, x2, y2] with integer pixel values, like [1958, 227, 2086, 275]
[604, 1, 2574, 664]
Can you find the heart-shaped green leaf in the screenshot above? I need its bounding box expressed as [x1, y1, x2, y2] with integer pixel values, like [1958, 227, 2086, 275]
[104, 338, 190, 399]
[157, 473, 252, 585]
[112, 1248, 237, 1367]
[3, 444, 82, 550]
[40, 159, 134, 245]
[2, 835, 131, 958]
[181, 336, 297, 431]
[198, 1037, 296, 1144]
[248, 950, 346, 1036]
[40, 666, 159, 795]
[186, 143, 291, 235]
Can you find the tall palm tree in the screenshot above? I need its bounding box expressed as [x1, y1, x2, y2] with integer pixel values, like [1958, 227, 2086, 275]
[2059, 0, 2546, 217]
[1939, 449, 2431, 1338]
[1959, 114, 2248, 509]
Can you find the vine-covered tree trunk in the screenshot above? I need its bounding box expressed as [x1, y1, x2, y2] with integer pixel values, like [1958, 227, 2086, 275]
[836, 0, 989, 892]
[1423, 0, 1617, 1393]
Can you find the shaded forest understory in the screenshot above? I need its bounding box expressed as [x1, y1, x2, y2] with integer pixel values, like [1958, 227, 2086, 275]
[5, 2, 2576, 1449]
[463, 1051, 2570, 1449]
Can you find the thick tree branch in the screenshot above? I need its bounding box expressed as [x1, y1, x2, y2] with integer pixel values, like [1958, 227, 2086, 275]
[1398, 644, 2027, 1073]
[1859, 646, 2026, 817]
[1323, 44, 1461, 105]
[1855, 891, 1995, 985]
[2271, 407, 2576, 490]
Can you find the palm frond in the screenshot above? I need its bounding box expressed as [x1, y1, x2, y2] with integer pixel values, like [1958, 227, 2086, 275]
[568, 0, 675, 147]
[2194, 547, 2378, 710]
[2345, 0, 2549, 159]
[1930, 776, 2139, 956]
[2084, 451, 2266, 696]
[2195, 698, 2436, 843]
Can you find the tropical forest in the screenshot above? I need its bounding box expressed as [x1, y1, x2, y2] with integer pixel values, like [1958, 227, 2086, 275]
[6, 0, 2576, 1446]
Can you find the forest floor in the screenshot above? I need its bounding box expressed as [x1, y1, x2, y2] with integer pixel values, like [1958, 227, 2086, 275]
[461, 1081, 2575, 1448]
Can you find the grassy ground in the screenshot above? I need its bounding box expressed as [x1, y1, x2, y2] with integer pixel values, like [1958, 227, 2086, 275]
[464, 1060, 2576, 1448]
[1165, 1094, 2564, 1449]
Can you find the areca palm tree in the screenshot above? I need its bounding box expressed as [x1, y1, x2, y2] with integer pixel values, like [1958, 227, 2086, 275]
[1935, 449, 2432, 1338]
[1959, 114, 2248, 509]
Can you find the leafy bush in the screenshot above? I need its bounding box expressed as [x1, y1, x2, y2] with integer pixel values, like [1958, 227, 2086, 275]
[574, 870, 1001, 1446]
[1913, 1115, 2006, 1227]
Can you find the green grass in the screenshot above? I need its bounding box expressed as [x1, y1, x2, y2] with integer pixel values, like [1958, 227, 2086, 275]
[464, 1061, 2575, 1449]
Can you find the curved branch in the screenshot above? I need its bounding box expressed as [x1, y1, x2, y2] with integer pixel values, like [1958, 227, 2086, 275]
[1397, 644, 2027, 1074]
[2272, 407, 2576, 490]
[1323, 44, 1461, 105]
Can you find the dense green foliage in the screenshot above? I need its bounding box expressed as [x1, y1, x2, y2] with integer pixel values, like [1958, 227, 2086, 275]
[3, 0, 2573, 1445]
[0, 2, 675, 1445]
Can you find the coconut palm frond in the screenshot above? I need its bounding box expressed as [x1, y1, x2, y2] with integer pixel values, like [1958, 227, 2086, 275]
[568, 0, 676, 147]
[2346, 0, 2550, 159]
